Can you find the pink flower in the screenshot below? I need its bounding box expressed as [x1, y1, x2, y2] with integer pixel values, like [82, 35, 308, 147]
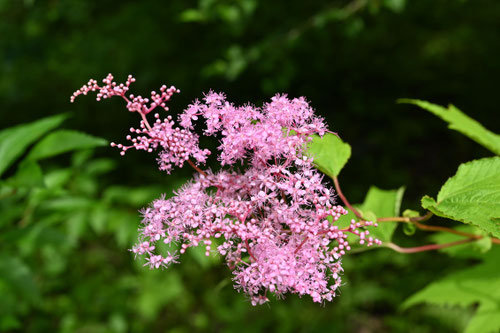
[72, 74, 380, 305]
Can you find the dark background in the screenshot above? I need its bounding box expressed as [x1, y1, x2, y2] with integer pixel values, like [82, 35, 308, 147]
[1, 0, 499, 332]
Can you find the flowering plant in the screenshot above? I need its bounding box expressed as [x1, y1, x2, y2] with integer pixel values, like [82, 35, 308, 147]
[71, 74, 500, 329]
[71, 74, 380, 305]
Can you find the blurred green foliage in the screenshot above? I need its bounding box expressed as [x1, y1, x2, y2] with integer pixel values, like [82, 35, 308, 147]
[1, 0, 500, 332]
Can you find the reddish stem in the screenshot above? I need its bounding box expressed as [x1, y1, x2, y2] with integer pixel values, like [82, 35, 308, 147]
[385, 238, 476, 254]
[245, 239, 257, 261]
[413, 221, 480, 238]
[377, 215, 500, 245]
[187, 159, 208, 177]
[294, 236, 309, 254]
[377, 211, 433, 223]
[139, 112, 153, 132]
[332, 176, 363, 219]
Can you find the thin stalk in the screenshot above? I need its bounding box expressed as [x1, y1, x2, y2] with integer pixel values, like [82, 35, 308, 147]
[377, 215, 500, 244]
[385, 238, 477, 254]
[187, 159, 207, 177]
[377, 211, 433, 223]
[332, 176, 363, 219]
[245, 239, 257, 261]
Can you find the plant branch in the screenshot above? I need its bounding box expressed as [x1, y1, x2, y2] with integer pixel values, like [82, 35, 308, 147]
[245, 239, 257, 262]
[385, 238, 477, 254]
[187, 159, 207, 177]
[139, 112, 153, 132]
[377, 211, 433, 223]
[332, 176, 364, 220]
[377, 213, 500, 244]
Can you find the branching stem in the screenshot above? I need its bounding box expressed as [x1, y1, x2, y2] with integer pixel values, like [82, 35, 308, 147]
[333, 177, 500, 250]
[377, 214, 500, 244]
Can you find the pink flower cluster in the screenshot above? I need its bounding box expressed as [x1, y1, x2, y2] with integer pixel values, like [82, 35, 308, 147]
[71, 74, 209, 172]
[72, 74, 380, 305]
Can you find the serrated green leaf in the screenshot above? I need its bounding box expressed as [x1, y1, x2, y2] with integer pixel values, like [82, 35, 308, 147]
[362, 186, 405, 242]
[307, 133, 351, 178]
[421, 157, 500, 238]
[27, 130, 107, 160]
[403, 247, 500, 333]
[399, 99, 500, 155]
[464, 302, 500, 333]
[0, 114, 67, 177]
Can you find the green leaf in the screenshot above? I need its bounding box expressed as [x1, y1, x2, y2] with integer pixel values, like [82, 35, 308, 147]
[334, 206, 357, 230]
[44, 196, 95, 211]
[465, 302, 500, 333]
[384, 0, 406, 13]
[401, 208, 421, 236]
[89, 204, 108, 234]
[421, 157, 500, 238]
[474, 237, 493, 253]
[307, 133, 351, 178]
[403, 222, 416, 236]
[403, 209, 420, 219]
[27, 130, 107, 160]
[0, 256, 41, 304]
[137, 271, 185, 320]
[399, 99, 500, 155]
[403, 247, 500, 333]
[361, 186, 405, 242]
[7, 160, 44, 188]
[179, 9, 205, 22]
[0, 114, 67, 177]
[103, 186, 165, 206]
[362, 210, 377, 224]
[44, 168, 73, 189]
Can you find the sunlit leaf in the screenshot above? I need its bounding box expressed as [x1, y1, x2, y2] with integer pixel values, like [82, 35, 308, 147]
[307, 133, 351, 178]
[400, 99, 500, 155]
[421, 157, 500, 238]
